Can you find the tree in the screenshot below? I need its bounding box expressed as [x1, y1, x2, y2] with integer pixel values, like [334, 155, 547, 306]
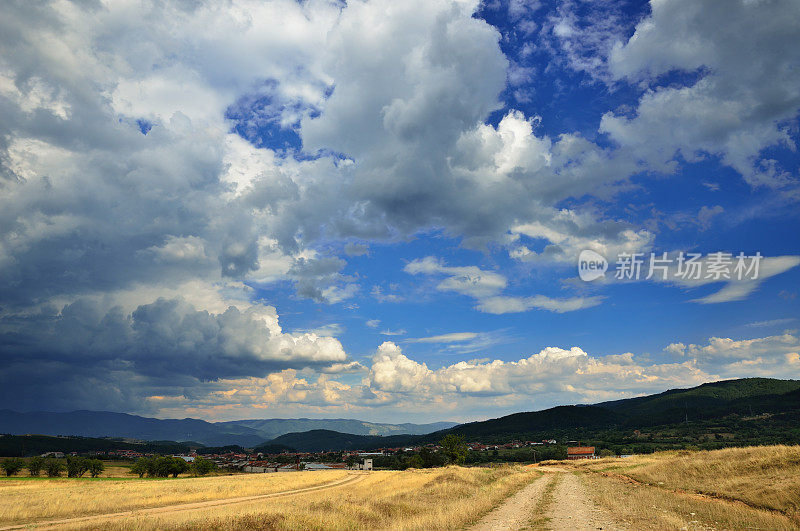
[66, 456, 89, 478]
[598, 449, 615, 458]
[1, 458, 25, 476]
[45, 459, 65, 477]
[191, 457, 217, 476]
[439, 434, 468, 465]
[345, 455, 357, 469]
[168, 458, 189, 477]
[27, 456, 45, 477]
[87, 459, 105, 478]
[130, 457, 151, 478]
[407, 453, 424, 469]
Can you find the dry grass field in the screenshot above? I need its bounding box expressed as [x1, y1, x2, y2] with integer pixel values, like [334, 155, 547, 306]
[0, 469, 349, 527]
[0, 466, 538, 530]
[4, 446, 800, 530]
[563, 445, 800, 530]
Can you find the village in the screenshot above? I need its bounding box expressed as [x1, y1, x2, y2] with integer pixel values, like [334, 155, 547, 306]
[42, 438, 601, 473]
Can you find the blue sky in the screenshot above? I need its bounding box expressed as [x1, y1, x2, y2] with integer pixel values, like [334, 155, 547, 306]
[0, 0, 798, 423]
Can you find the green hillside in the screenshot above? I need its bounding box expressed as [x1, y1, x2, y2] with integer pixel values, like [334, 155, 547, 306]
[260, 378, 800, 452]
[258, 430, 412, 453]
[0, 434, 192, 457]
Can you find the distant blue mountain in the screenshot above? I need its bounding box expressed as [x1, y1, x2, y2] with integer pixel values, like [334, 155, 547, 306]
[0, 410, 457, 447]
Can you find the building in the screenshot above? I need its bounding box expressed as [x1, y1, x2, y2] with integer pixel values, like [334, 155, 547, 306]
[566, 446, 595, 460]
[360, 458, 373, 470]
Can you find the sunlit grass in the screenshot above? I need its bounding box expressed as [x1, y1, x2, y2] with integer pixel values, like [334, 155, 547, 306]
[0, 469, 348, 525]
[564, 444, 800, 529]
[60, 466, 538, 530]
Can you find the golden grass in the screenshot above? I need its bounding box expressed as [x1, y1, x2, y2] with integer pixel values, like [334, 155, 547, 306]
[0, 469, 348, 526]
[553, 444, 800, 529]
[580, 468, 798, 530]
[572, 445, 800, 519]
[66, 466, 538, 530]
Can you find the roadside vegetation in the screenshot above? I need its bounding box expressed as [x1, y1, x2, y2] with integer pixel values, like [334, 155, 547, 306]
[130, 456, 217, 478]
[0, 469, 349, 526]
[103, 466, 538, 530]
[564, 444, 800, 529]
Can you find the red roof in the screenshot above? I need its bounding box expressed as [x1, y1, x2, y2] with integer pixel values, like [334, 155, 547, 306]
[567, 446, 595, 455]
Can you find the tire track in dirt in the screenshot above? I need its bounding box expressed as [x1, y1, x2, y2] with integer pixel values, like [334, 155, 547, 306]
[544, 471, 627, 530]
[0, 472, 367, 530]
[468, 473, 552, 531]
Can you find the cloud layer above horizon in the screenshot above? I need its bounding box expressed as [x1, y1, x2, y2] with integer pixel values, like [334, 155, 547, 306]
[0, 0, 798, 421]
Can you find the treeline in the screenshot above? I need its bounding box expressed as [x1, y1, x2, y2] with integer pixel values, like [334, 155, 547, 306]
[369, 434, 470, 470]
[1, 456, 104, 477]
[0, 434, 192, 457]
[130, 456, 217, 478]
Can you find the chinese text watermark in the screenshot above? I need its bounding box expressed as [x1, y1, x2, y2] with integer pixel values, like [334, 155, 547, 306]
[578, 251, 762, 282]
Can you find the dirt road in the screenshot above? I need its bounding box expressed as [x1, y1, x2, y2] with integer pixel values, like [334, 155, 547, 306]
[0, 472, 366, 530]
[545, 471, 626, 530]
[469, 474, 551, 530]
[470, 467, 625, 531]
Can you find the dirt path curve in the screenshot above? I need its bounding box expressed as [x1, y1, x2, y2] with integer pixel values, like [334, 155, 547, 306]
[468, 474, 551, 531]
[544, 471, 626, 530]
[0, 472, 367, 530]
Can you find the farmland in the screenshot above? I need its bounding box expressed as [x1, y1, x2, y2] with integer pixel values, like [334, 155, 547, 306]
[0, 466, 536, 530]
[2, 446, 800, 529]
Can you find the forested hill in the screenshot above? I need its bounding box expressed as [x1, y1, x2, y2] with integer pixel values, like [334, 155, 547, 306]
[259, 378, 800, 451]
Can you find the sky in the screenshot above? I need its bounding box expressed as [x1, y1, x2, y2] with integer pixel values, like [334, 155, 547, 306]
[0, 0, 799, 424]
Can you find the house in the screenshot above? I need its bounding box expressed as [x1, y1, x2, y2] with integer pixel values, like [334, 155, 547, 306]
[41, 452, 65, 458]
[566, 446, 595, 460]
[360, 458, 373, 470]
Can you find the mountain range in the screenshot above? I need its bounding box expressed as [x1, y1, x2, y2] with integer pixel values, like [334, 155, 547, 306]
[3, 378, 799, 452]
[260, 378, 800, 451]
[0, 410, 456, 447]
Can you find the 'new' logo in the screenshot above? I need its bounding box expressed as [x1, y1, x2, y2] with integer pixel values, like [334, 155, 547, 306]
[578, 250, 607, 281]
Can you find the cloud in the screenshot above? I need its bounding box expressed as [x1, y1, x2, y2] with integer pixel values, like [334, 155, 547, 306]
[602, 0, 800, 190]
[745, 318, 796, 329]
[362, 332, 800, 406]
[409, 332, 479, 343]
[0, 0, 796, 418]
[407, 330, 516, 355]
[603, 252, 800, 304]
[365, 341, 709, 401]
[287, 255, 359, 304]
[696, 205, 724, 230]
[380, 329, 407, 337]
[55, 330, 800, 420]
[476, 295, 604, 314]
[404, 257, 507, 298]
[508, 209, 653, 265]
[405, 256, 604, 314]
[688, 255, 800, 304]
[0, 296, 353, 411]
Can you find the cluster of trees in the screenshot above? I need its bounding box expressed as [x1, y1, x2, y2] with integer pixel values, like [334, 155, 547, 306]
[130, 456, 217, 478]
[369, 435, 468, 470]
[1, 456, 104, 477]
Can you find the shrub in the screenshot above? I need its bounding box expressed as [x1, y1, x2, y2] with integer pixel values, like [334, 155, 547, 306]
[45, 459, 65, 477]
[440, 434, 468, 465]
[66, 456, 89, 478]
[1, 458, 25, 476]
[27, 456, 45, 477]
[168, 458, 190, 477]
[191, 457, 217, 476]
[87, 459, 105, 478]
[130, 457, 151, 478]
